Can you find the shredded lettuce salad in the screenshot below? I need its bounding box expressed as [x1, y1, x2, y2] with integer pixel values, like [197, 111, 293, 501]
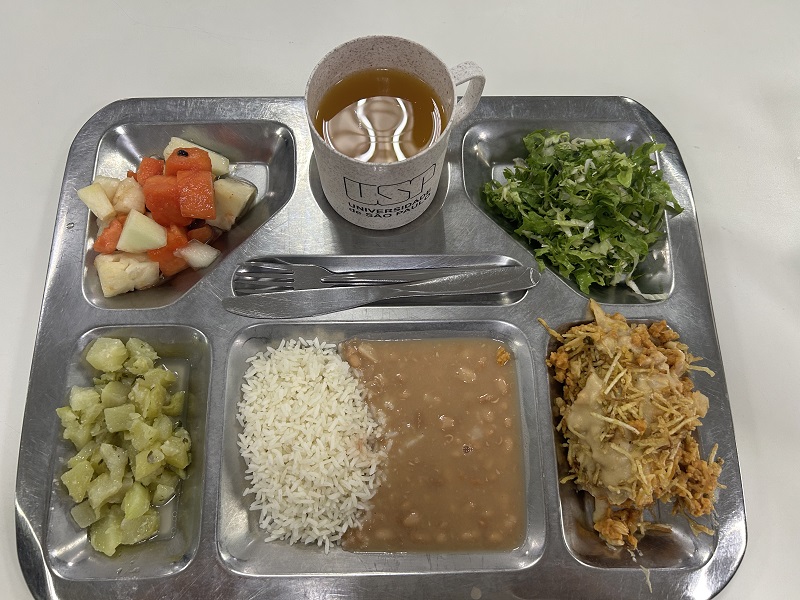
[483, 130, 681, 297]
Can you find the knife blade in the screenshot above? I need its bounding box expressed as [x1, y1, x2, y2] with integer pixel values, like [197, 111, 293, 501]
[222, 266, 539, 319]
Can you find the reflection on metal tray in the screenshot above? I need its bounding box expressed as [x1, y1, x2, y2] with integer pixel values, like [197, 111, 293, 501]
[16, 96, 745, 600]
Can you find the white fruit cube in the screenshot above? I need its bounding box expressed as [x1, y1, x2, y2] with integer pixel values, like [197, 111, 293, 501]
[94, 253, 160, 298]
[78, 182, 116, 221]
[206, 177, 256, 230]
[174, 240, 221, 269]
[111, 177, 145, 215]
[116, 210, 167, 253]
[93, 176, 121, 200]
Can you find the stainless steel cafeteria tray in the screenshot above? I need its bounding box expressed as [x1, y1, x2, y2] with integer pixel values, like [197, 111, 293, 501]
[16, 96, 746, 600]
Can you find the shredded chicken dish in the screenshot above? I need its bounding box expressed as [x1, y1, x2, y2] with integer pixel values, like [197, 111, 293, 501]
[541, 300, 723, 549]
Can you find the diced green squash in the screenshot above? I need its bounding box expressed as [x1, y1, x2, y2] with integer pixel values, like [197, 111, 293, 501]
[89, 505, 124, 556]
[130, 419, 159, 452]
[143, 366, 177, 389]
[99, 443, 128, 482]
[63, 421, 93, 450]
[60, 460, 95, 502]
[124, 338, 159, 375]
[67, 440, 98, 468]
[122, 482, 150, 521]
[71, 500, 103, 529]
[86, 337, 128, 372]
[151, 470, 180, 505]
[106, 473, 134, 506]
[88, 472, 124, 510]
[101, 380, 132, 408]
[161, 435, 191, 470]
[129, 378, 166, 422]
[134, 448, 165, 482]
[69, 386, 101, 414]
[161, 391, 185, 417]
[104, 403, 139, 433]
[153, 415, 173, 442]
[120, 507, 160, 545]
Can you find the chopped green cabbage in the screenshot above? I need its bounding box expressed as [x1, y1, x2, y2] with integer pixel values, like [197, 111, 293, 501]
[482, 129, 682, 296]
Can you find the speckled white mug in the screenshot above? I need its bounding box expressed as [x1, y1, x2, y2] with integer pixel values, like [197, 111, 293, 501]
[305, 36, 485, 230]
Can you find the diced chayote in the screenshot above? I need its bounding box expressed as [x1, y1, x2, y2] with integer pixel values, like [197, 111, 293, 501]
[161, 435, 191, 470]
[104, 403, 138, 433]
[129, 419, 159, 452]
[129, 378, 166, 422]
[99, 443, 128, 482]
[85, 337, 128, 372]
[60, 459, 95, 502]
[134, 447, 165, 482]
[122, 481, 150, 521]
[150, 470, 179, 505]
[100, 380, 131, 408]
[124, 338, 159, 375]
[88, 472, 123, 510]
[161, 390, 185, 417]
[119, 507, 159, 545]
[89, 505, 124, 556]
[71, 500, 103, 529]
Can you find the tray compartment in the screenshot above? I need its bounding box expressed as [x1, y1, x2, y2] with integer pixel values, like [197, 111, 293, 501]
[544, 317, 717, 569]
[217, 319, 546, 575]
[461, 119, 675, 304]
[84, 120, 296, 309]
[45, 325, 211, 580]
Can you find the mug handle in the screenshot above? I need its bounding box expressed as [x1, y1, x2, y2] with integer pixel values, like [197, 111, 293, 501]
[449, 61, 485, 126]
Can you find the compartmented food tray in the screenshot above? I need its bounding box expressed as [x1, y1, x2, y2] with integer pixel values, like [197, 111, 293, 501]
[16, 96, 746, 599]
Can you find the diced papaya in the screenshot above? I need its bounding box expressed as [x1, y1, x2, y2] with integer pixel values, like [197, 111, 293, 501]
[143, 175, 193, 227]
[93, 215, 127, 254]
[177, 170, 216, 220]
[165, 147, 212, 176]
[187, 224, 213, 244]
[147, 224, 189, 277]
[135, 157, 165, 185]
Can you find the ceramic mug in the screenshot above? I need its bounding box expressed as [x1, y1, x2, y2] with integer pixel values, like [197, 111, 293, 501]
[305, 35, 485, 230]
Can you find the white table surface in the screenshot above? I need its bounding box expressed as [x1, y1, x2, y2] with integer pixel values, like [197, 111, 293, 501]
[3, 1, 798, 598]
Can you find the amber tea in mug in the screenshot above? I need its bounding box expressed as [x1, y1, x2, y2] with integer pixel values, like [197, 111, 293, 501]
[305, 35, 484, 229]
[314, 68, 447, 164]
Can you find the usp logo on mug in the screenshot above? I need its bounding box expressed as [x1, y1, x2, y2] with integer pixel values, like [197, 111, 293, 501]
[305, 35, 485, 230]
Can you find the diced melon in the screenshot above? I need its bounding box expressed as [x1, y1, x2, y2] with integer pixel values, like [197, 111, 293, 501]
[77, 182, 116, 221]
[93, 176, 121, 200]
[116, 209, 167, 253]
[206, 177, 256, 230]
[163, 136, 230, 176]
[111, 177, 146, 215]
[94, 252, 160, 297]
[174, 239, 220, 270]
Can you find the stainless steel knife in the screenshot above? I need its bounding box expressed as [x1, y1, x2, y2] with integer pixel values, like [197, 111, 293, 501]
[222, 266, 539, 319]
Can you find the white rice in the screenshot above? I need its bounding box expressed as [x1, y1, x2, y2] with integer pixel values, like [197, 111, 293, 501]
[236, 337, 386, 552]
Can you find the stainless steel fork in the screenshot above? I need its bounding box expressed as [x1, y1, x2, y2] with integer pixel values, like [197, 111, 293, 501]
[232, 259, 483, 294]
